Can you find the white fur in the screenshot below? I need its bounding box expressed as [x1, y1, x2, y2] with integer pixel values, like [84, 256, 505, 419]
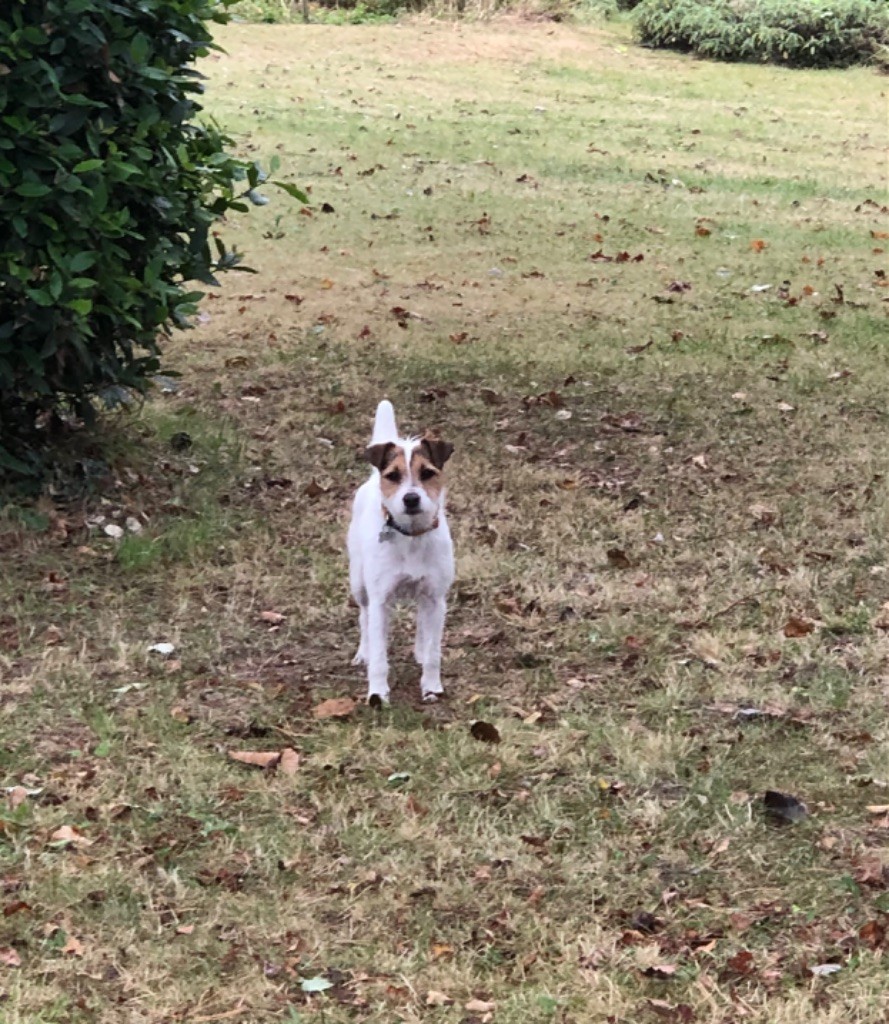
[347, 400, 455, 703]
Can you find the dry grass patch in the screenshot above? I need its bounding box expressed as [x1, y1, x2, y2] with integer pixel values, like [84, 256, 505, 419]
[2, 19, 889, 1024]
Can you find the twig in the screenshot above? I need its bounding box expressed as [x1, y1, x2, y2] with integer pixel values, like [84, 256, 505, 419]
[684, 587, 779, 629]
[189, 1006, 249, 1024]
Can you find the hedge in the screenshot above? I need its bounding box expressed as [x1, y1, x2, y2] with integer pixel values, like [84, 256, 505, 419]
[635, 0, 889, 67]
[0, 0, 303, 476]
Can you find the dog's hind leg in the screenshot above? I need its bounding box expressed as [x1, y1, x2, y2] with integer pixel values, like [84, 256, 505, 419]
[416, 595, 446, 702]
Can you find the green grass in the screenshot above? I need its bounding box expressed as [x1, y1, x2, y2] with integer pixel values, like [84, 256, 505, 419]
[2, 18, 889, 1024]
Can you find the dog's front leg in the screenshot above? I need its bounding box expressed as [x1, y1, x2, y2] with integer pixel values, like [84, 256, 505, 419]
[365, 600, 390, 702]
[416, 595, 446, 702]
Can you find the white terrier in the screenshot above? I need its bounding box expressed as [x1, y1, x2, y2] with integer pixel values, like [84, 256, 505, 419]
[347, 400, 454, 703]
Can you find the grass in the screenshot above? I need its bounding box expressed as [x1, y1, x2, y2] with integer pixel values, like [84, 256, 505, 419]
[2, 18, 889, 1024]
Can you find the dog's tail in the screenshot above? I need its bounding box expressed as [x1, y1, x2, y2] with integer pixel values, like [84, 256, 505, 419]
[370, 400, 398, 445]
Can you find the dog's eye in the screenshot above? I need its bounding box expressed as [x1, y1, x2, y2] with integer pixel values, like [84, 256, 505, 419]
[384, 470, 402, 483]
[419, 467, 437, 482]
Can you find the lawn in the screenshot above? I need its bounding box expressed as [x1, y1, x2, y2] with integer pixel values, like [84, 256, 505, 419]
[2, 17, 889, 1024]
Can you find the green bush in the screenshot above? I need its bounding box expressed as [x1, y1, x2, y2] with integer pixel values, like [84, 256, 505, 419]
[0, 0, 303, 476]
[635, 0, 889, 67]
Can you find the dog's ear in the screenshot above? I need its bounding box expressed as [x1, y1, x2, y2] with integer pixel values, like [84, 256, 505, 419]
[366, 442, 395, 472]
[420, 437, 454, 470]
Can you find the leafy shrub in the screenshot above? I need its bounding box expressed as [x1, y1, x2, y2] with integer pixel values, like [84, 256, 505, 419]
[635, 0, 889, 67]
[228, 0, 301, 21]
[0, 0, 303, 476]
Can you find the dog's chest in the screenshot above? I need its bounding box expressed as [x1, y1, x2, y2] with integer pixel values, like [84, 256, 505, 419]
[376, 542, 446, 603]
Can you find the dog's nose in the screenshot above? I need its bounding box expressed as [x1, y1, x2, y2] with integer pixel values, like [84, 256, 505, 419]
[403, 492, 421, 512]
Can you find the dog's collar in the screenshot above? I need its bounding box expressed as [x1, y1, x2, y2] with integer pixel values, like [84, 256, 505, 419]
[379, 509, 439, 542]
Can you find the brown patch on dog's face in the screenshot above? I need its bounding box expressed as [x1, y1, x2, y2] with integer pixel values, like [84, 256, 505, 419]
[410, 444, 450, 503]
[419, 437, 454, 470]
[369, 445, 408, 500]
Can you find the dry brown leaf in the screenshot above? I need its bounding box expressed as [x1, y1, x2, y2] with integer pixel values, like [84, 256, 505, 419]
[866, 805, 889, 815]
[470, 721, 501, 744]
[260, 610, 285, 624]
[279, 748, 300, 777]
[176, 924, 195, 935]
[607, 548, 632, 570]
[750, 239, 767, 252]
[859, 920, 886, 949]
[50, 825, 92, 848]
[431, 942, 455, 960]
[643, 964, 677, 979]
[872, 602, 889, 630]
[465, 998, 497, 1012]
[749, 503, 779, 526]
[62, 935, 85, 957]
[304, 479, 329, 499]
[0, 946, 21, 968]
[227, 750, 281, 770]
[783, 616, 815, 638]
[7, 786, 28, 810]
[725, 949, 755, 975]
[426, 990, 453, 1006]
[313, 697, 356, 720]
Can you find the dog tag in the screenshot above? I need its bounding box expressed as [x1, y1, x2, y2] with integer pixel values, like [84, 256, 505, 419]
[378, 526, 396, 543]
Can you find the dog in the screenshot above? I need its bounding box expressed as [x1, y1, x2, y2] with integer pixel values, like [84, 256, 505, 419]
[347, 400, 454, 703]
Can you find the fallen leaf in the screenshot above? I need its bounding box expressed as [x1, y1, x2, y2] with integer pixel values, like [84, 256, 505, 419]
[470, 721, 501, 744]
[62, 935, 85, 957]
[304, 479, 329, 499]
[431, 942, 455, 960]
[749, 503, 779, 526]
[783, 616, 815, 638]
[872, 602, 889, 630]
[301, 976, 333, 993]
[0, 946, 21, 968]
[426, 990, 453, 1006]
[643, 964, 677, 979]
[763, 790, 808, 824]
[50, 825, 92, 848]
[260, 610, 285, 624]
[7, 786, 28, 810]
[2, 901, 31, 917]
[465, 998, 497, 1012]
[810, 963, 841, 976]
[313, 697, 356, 720]
[647, 1000, 694, 1022]
[852, 855, 888, 888]
[750, 239, 767, 252]
[279, 748, 300, 776]
[725, 949, 755, 975]
[227, 750, 280, 770]
[607, 548, 632, 570]
[867, 805, 889, 815]
[859, 920, 885, 949]
[176, 924, 195, 935]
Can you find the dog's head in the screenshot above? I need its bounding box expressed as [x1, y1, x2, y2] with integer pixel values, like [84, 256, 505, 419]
[366, 435, 454, 534]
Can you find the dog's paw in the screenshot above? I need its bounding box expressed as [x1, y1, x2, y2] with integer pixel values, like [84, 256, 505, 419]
[421, 689, 443, 704]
